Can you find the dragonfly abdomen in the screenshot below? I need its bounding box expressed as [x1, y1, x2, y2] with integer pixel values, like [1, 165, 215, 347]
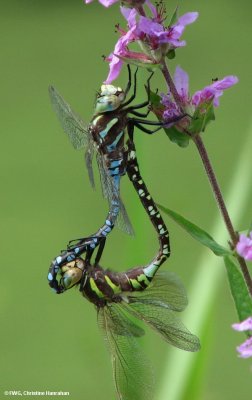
[126, 141, 170, 279]
[81, 263, 153, 307]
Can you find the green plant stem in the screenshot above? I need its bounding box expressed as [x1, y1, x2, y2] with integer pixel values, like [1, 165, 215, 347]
[192, 133, 252, 297]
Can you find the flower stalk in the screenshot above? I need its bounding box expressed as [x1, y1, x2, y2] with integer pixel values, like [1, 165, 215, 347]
[191, 133, 252, 296]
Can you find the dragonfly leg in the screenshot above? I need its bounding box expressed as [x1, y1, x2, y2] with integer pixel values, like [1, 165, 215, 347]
[128, 108, 151, 118]
[123, 64, 132, 98]
[128, 113, 186, 128]
[94, 237, 106, 265]
[120, 66, 138, 107]
[67, 237, 87, 248]
[85, 245, 95, 263]
[124, 70, 154, 113]
[134, 122, 162, 134]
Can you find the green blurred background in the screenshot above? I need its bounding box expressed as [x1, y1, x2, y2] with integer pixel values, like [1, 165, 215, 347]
[1, 0, 252, 399]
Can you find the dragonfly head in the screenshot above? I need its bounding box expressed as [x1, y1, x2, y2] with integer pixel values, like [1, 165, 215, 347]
[94, 84, 125, 114]
[48, 258, 85, 294]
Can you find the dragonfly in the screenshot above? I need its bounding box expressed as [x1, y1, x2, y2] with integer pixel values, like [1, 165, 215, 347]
[48, 66, 185, 287]
[48, 256, 200, 400]
[48, 133, 171, 292]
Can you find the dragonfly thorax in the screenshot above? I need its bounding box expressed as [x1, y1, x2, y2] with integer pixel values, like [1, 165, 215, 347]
[94, 84, 125, 114]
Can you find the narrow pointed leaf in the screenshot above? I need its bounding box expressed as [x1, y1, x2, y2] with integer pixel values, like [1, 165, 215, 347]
[158, 204, 230, 256]
[168, 6, 179, 27]
[224, 255, 252, 321]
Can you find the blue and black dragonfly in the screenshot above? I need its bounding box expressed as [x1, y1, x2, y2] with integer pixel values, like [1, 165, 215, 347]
[48, 67, 185, 290]
[49, 255, 200, 400]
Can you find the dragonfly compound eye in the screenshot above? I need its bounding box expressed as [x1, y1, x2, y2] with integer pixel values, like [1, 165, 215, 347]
[61, 267, 82, 290]
[94, 85, 125, 114]
[60, 259, 85, 290]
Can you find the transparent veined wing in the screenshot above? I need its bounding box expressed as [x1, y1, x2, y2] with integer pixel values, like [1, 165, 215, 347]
[49, 85, 89, 149]
[124, 272, 201, 352]
[49, 85, 95, 188]
[98, 303, 154, 400]
[49, 85, 133, 234]
[96, 153, 134, 236]
[85, 144, 95, 189]
[128, 271, 188, 312]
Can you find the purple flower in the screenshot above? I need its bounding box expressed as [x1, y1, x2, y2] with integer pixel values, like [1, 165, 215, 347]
[161, 66, 238, 122]
[135, 12, 198, 49]
[105, 6, 198, 83]
[85, 0, 119, 7]
[236, 233, 252, 261]
[236, 337, 252, 358]
[104, 9, 138, 83]
[233, 317, 252, 331]
[192, 75, 239, 107]
[232, 317, 252, 358]
[84, 0, 146, 7]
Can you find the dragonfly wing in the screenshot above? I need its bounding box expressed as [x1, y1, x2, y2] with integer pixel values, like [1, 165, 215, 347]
[128, 271, 188, 312]
[115, 198, 134, 236]
[96, 152, 113, 200]
[98, 303, 154, 400]
[124, 272, 200, 352]
[96, 153, 134, 236]
[49, 85, 89, 150]
[85, 144, 95, 189]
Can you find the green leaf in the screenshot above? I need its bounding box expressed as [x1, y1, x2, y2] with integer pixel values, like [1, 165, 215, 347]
[149, 90, 162, 107]
[224, 255, 252, 321]
[115, 54, 161, 70]
[166, 49, 176, 60]
[164, 126, 190, 147]
[189, 100, 215, 133]
[168, 6, 178, 27]
[158, 204, 230, 256]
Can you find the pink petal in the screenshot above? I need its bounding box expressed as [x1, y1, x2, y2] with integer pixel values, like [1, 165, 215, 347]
[236, 233, 252, 260]
[211, 75, 239, 90]
[104, 55, 123, 84]
[145, 0, 157, 17]
[178, 12, 199, 26]
[236, 337, 252, 358]
[232, 317, 252, 332]
[120, 6, 137, 28]
[99, 0, 119, 6]
[174, 66, 189, 101]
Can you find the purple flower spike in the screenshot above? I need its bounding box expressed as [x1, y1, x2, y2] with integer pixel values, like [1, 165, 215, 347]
[104, 5, 199, 83]
[236, 232, 252, 261]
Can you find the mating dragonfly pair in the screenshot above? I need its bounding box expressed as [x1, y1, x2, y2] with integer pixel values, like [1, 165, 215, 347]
[48, 66, 200, 400]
